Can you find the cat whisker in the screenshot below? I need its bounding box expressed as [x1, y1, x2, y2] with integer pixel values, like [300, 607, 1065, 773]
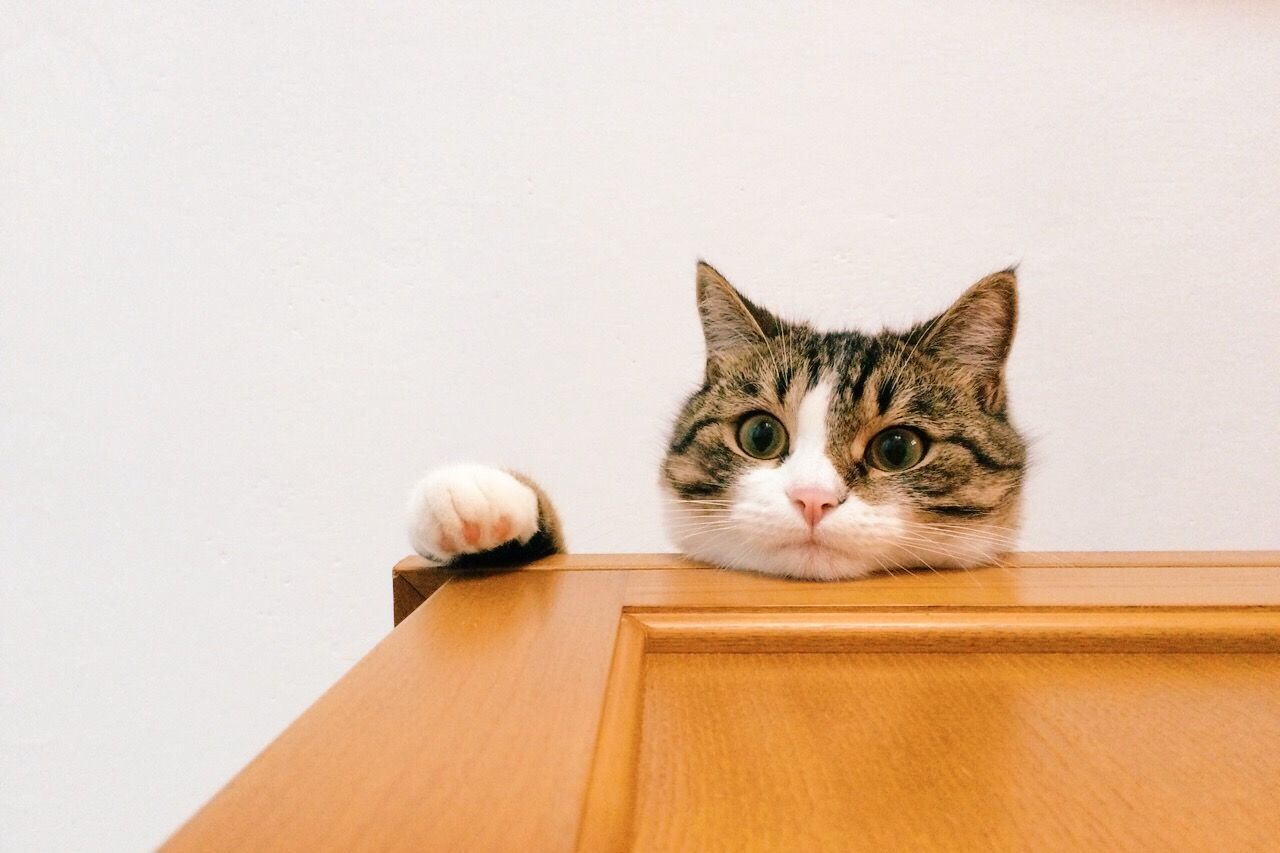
[898, 519, 1019, 543]
[882, 549, 918, 578]
[891, 532, 1017, 580]
[668, 521, 741, 534]
[669, 508, 735, 515]
[668, 495, 737, 501]
[866, 550, 897, 578]
[668, 517, 739, 527]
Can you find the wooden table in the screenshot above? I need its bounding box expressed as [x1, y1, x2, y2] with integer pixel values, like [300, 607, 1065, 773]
[166, 552, 1280, 851]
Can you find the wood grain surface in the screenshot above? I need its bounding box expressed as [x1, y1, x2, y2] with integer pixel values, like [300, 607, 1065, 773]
[168, 570, 630, 851]
[166, 553, 1280, 852]
[633, 651, 1280, 851]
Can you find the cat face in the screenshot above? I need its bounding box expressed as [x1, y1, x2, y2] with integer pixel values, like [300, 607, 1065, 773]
[661, 263, 1026, 579]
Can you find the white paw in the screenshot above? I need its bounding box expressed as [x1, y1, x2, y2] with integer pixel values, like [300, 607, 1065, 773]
[407, 464, 540, 562]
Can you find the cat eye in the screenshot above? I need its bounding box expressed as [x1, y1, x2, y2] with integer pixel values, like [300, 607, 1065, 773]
[867, 427, 928, 472]
[736, 413, 787, 460]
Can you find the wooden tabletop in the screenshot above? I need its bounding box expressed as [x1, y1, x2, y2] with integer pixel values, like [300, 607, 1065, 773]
[391, 550, 1280, 624]
[166, 552, 1280, 852]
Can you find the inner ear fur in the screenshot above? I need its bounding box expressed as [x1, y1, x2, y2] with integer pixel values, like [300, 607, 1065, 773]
[920, 269, 1018, 411]
[695, 261, 782, 365]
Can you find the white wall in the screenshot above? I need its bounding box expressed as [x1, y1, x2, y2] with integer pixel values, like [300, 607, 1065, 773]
[4, 2, 1278, 848]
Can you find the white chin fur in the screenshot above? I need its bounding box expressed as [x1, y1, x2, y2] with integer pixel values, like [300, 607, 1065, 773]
[661, 484, 1007, 581]
[661, 381, 1011, 580]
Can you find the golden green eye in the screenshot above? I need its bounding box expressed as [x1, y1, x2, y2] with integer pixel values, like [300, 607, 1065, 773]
[736, 413, 787, 459]
[867, 427, 927, 471]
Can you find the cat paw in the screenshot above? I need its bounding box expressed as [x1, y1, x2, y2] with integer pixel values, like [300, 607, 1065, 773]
[407, 464, 541, 563]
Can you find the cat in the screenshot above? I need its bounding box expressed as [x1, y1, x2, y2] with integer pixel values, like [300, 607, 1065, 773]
[407, 262, 1026, 580]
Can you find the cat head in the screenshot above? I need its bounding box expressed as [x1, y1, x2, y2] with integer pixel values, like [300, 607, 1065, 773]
[661, 262, 1027, 579]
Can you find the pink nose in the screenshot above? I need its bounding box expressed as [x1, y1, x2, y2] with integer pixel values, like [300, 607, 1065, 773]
[787, 486, 841, 527]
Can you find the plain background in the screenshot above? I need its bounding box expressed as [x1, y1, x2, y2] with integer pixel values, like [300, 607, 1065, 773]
[4, 2, 1279, 849]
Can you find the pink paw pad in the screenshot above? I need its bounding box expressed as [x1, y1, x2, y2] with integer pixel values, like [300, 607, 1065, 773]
[462, 521, 482, 545]
[493, 516, 512, 541]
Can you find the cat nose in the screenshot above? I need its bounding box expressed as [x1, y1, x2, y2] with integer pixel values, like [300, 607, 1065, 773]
[787, 486, 842, 527]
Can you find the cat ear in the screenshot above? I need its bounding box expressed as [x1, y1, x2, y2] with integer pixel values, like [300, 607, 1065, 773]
[920, 269, 1018, 411]
[696, 261, 781, 362]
